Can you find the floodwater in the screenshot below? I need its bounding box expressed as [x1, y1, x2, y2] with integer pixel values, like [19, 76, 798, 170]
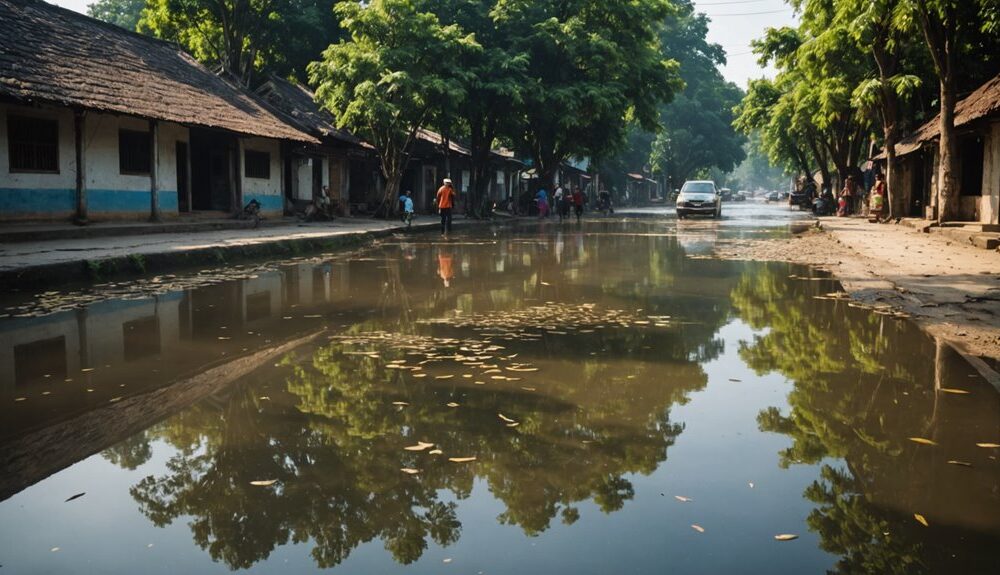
[1, 204, 999, 574]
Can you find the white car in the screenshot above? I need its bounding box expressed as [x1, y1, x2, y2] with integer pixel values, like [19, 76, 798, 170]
[675, 180, 722, 219]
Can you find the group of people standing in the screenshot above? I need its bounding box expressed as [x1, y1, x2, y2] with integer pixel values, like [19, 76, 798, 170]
[536, 185, 586, 222]
[834, 173, 888, 222]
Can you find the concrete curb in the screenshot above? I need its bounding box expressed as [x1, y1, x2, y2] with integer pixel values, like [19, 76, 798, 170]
[0, 219, 484, 292]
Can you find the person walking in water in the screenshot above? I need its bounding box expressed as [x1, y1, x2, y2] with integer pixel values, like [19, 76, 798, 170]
[436, 178, 456, 236]
[536, 187, 549, 218]
[572, 186, 584, 222]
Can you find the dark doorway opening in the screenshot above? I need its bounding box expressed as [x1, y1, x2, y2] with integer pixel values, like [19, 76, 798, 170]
[312, 156, 324, 201]
[190, 129, 235, 212]
[960, 135, 985, 197]
[910, 155, 926, 217]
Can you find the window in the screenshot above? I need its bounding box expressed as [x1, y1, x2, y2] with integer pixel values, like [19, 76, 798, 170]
[119, 129, 151, 174]
[7, 114, 59, 173]
[245, 150, 270, 179]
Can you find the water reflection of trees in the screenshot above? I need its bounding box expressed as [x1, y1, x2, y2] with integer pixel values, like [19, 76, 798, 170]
[120, 324, 708, 570]
[732, 263, 1000, 574]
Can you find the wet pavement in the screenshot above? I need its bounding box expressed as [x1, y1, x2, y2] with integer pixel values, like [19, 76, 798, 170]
[1, 204, 998, 574]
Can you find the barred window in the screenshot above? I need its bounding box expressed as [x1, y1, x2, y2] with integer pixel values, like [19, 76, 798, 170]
[7, 115, 59, 173]
[119, 129, 151, 174]
[245, 150, 270, 179]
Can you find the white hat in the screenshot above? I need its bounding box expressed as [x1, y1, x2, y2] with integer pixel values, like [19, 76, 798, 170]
[444, 178, 453, 184]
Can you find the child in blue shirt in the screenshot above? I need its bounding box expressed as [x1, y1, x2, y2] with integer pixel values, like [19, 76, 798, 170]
[402, 190, 415, 228]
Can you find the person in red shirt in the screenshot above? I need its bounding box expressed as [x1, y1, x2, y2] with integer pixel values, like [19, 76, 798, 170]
[436, 178, 456, 236]
[572, 187, 584, 222]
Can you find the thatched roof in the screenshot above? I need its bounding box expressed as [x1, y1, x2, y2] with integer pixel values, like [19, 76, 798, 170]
[878, 72, 1000, 159]
[0, 0, 316, 143]
[256, 76, 370, 148]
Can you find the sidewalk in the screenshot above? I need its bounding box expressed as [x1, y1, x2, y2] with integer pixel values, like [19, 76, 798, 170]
[0, 217, 458, 289]
[718, 215, 1000, 379]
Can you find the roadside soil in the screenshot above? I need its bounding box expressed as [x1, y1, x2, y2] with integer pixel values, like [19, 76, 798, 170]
[714, 215, 1000, 370]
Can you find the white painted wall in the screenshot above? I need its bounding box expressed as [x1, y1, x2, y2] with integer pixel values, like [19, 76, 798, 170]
[0, 103, 76, 191]
[0, 315, 81, 394]
[240, 137, 283, 200]
[981, 122, 1000, 225]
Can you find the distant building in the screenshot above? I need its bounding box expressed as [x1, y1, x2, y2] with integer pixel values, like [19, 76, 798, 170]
[0, 0, 317, 223]
[876, 73, 1000, 225]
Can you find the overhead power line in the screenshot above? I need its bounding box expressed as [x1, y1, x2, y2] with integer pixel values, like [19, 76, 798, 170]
[706, 8, 792, 16]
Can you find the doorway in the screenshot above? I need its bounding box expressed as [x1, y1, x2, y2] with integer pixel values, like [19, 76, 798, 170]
[189, 129, 234, 212]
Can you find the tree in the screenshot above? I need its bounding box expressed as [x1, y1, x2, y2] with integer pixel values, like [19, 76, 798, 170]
[309, 0, 478, 216]
[424, 0, 528, 218]
[901, 0, 998, 222]
[87, 0, 146, 30]
[649, 2, 746, 186]
[139, 0, 344, 86]
[495, 0, 682, 189]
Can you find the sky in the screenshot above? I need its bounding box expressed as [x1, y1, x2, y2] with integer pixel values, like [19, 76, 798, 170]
[48, 0, 798, 89]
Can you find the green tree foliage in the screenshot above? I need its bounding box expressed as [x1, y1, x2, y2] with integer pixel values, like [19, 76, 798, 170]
[139, 0, 343, 86]
[309, 0, 479, 215]
[495, 0, 682, 189]
[648, 2, 746, 187]
[87, 0, 146, 30]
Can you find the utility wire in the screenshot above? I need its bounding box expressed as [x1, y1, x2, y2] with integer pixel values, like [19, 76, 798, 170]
[706, 8, 792, 16]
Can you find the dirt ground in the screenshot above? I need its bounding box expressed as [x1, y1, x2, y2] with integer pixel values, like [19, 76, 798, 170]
[713, 216, 1000, 378]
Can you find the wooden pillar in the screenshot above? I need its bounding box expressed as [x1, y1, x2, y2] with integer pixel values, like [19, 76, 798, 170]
[73, 110, 88, 225]
[149, 119, 160, 222]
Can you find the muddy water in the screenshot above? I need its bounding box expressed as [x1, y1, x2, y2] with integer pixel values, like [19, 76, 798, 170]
[1, 217, 999, 574]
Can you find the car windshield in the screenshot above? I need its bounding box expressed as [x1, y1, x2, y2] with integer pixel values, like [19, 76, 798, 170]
[681, 182, 715, 194]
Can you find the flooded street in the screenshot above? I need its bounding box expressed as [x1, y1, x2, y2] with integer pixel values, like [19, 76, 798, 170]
[1, 204, 999, 574]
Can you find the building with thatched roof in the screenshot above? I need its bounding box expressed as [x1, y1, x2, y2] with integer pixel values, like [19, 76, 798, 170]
[0, 0, 317, 222]
[876, 73, 1000, 225]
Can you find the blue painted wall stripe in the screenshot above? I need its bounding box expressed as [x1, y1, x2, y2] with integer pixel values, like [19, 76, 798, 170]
[0, 188, 178, 214]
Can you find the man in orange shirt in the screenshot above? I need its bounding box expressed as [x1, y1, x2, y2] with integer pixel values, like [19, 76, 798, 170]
[436, 178, 456, 236]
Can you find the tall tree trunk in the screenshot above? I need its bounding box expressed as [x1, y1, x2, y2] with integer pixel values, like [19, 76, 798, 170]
[937, 68, 959, 222]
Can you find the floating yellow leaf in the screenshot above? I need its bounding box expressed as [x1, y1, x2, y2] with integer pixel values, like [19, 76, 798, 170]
[506, 367, 539, 372]
[498, 413, 516, 423]
[446, 402, 460, 408]
[521, 387, 536, 392]
[250, 479, 278, 487]
[977, 442, 1000, 448]
[674, 496, 692, 503]
[908, 437, 937, 446]
[691, 524, 705, 533]
[392, 401, 409, 406]
[404, 442, 435, 451]
[914, 514, 929, 527]
[774, 534, 798, 541]
[436, 375, 455, 380]
[947, 460, 972, 467]
[413, 374, 428, 378]
[429, 449, 443, 455]
[506, 422, 520, 428]
[939, 388, 970, 395]
[401, 468, 420, 475]
[448, 456, 477, 463]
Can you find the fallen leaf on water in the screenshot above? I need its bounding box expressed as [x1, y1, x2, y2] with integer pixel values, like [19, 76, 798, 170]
[446, 402, 460, 408]
[14, 397, 26, 402]
[404, 442, 435, 452]
[939, 388, 971, 395]
[914, 514, 929, 527]
[401, 468, 420, 475]
[506, 422, 520, 428]
[436, 375, 455, 380]
[429, 449, 443, 455]
[250, 480, 278, 487]
[749, 482, 755, 489]
[908, 437, 937, 446]
[521, 387, 537, 392]
[109, 397, 123, 403]
[498, 413, 516, 423]
[774, 534, 799, 541]
[729, 378, 742, 382]
[443, 558, 453, 564]
[448, 457, 477, 463]
[64, 493, 85, 503]
[674, 496, 692, 503]
[392, 401, 409, 406]
[947, 460, 972, 467]
[976, 443, 1000, 448]
[691, 525, 705, 533]
[414, 374, 428, 378]
[506, 367, 539, 372]
[259, 396, 270, 401]
[51, 547, 60, 552]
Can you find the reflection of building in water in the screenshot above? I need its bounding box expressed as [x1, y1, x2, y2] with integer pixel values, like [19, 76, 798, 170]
[0, 260, 354, 398]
